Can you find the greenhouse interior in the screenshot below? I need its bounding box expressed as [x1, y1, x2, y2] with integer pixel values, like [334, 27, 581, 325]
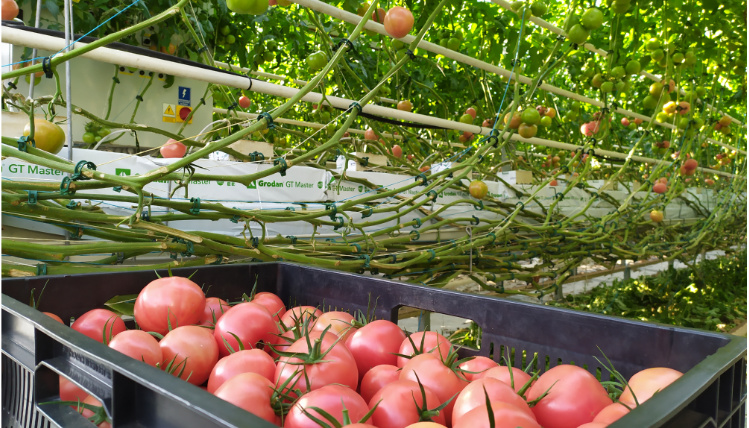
[0, 0, 747, 427]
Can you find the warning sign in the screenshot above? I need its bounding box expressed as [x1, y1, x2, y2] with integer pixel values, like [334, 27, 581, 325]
[176, 106, 193, 124]
[163, 103, 176, 123]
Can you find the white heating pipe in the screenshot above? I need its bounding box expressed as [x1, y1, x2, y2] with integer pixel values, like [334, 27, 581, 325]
[3, 26, 738, 179]
[214, 60, 398, 105]
[292, 0, 744, 154]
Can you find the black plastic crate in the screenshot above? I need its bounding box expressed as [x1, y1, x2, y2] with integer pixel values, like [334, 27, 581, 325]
[2, 262, 746, 428]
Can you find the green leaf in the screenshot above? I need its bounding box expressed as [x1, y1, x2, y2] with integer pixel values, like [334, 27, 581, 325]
[104, 294, 138, 317]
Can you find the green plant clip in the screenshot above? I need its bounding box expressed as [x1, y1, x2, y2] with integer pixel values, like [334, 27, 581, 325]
[350, 243, 362, 253]
[71, 160, 97, 181]
[487, 232, 496, 244]
[36, 264, 47, 276]
[471, 215, 480, 225]
[361, 207, 373, 218]
[415, 173, 428, 186]
[426, 249, 436, 262]
[426, 190, 437, 202]
[412, 217, 422, 228]
[325, 203, 337, 219]
[360, 156, 369, 166]
[286, 235, 297, 244]
[474, 200, 484, 210]
[258, 112, 275, 129]
[333, 216, 345, 230]
[113, 186, 122, 192]
[249, 151, 265, 162]
[59, 177, 76, 196]
[17, 136, 34, 152]
[189, 197, 201, 215]
[410, 230, 420, 241]
[358, 254, 370, 268]
[65, 201, 78, 210]
[26, 190, 38, 205]
[273, 157, 288, 176]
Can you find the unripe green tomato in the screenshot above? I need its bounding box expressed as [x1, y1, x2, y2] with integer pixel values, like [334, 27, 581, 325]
[646, 38, 661, 51]
[82, 132, 96, 144]
[591, 73, 604, 88]
[521, 108, 541, 125]
[580, 8, 604, 30]
[624, 59, 641, 75]
[600, 81, 614, 93]
[567, 24, 590, 45]
[447, 37, 460, 51]
[459, 113, 474, 124]
[225, 34, 236, 44]
[651, 49, 665, 62]
[530, 1, 547, 17]
[540, 115, 552, 127]
[610, 66, 625, 79]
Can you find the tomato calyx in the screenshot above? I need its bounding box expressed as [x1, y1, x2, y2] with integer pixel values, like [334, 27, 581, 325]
[411, 372, 456, 422]
[39, 400, 111, 426]
[301, 403, 380, 428]
[161, 352, 191, 380]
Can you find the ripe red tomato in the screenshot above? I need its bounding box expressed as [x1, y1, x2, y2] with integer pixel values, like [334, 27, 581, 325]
[76, 395, 112, 428]
[404, 423, 448, 428]
[454, 401, 540, 428]
[526, 365, 612, 428]
[364, 128, 377, 140]
[278, 305, 322, 332]
[683, 158, 698, 171]
[619, 367, 683, 407]
[392, 144, 403, 158]
[458, 356, 498, 381]
[2, 0, 19, 20]
[346, 320, 406, 376]
[160, 325, 218, 386]
[369, 379, 447, 427]
[396, 331, 453, 367]
[383, 6, 414, 39]
[482, 365, 533, 395]
[59, 376, 88, 402]
[44, 312, 64, 323]
[359, 364, 401, 403]
[207, 349, 276, 393]
[198, 297, 230, 327]
[576, 423, 608, 428]
[214, 372, 280, 425]
[108, 330, 162, 367]
[400, 354, 468, 423]
[311, 310, 356, 342]
[465, 107, 477, 119]
[593, 402, 630, 424]
[214, 301, 276, 357]
[372, 7, 386, 23]
[285, 385, 370, 428]
[160, 138, 187, 158]
[134, 276, 206, 335]
[653, 182, 667, 194]
[452, 377, 535, 425]
[251, 291, 286, 322]
[275, 330, 359, 395]
[71, 309, 126, 344]
[238, 95, 251, 109]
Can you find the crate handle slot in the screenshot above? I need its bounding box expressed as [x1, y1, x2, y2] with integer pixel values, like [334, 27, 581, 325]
[34, 356, 114, 425]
